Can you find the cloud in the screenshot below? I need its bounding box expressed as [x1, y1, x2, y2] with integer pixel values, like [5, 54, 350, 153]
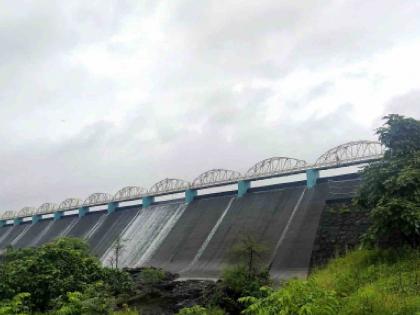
[383, 89, 420, 118]
[1, 0, 419, 211]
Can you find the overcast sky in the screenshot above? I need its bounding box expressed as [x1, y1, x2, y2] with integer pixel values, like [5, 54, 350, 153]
[1, 0, 420, 211]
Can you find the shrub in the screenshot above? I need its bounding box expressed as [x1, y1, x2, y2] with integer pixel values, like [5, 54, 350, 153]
[0, 293, 31, 315]
[137, 267, 166, 285]
[240, 282, 339, 315]
[177, 305, 225, 315]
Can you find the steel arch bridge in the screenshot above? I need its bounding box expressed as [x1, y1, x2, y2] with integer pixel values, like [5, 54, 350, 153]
[0, 140, 385, 221]
[0, 210, 15, 220]
[17, 207, 36, 217]
[114, 186, 146, 201]
[59, 198, 83, 211]
[192, 169, 242, 188]
[37, 203, 58, 214]
[314, 140, 384, 168]
[83, 193, 113, 206]
[148, 178, 190, 195]
[246, 157, 307, 178]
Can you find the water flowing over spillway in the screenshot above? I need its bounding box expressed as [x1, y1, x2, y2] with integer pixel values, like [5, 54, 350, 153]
[0, 175, 361, 280]
[101, 202, 187, 268]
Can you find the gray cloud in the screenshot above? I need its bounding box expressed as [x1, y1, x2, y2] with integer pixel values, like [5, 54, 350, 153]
[0, 0, 419, 211]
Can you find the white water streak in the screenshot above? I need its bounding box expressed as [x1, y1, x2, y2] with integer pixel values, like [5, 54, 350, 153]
[184, 197, 235, 271]
[30, 220, 54, 247]
[269, 187, 306, 265]
[0, 226, 14, 245]
[60, 217, 79, 237]
[137, 203, 187, 266]
[84, 213, 107, 240]
[10, 224, 31, 246]
[103, 203, 184, 268]
[100, 209, 141, 264]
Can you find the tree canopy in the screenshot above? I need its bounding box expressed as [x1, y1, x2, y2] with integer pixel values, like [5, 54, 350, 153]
[355, 114, 420, 247]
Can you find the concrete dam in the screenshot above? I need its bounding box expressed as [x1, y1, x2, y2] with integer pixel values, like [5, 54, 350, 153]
[0, 174, 360, 280]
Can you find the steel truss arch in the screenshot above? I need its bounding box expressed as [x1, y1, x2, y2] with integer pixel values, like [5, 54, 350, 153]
[192, 169, 242, 187]
[59, 198, 82, 210]
[1, 210, 16, 220]
[114, 186, 146, 201]
[148, 178, 190, 194]
[83, 193, 113, 206]
[315, 140, 384, 167]
[37, 203, 58, 214]
[246, 157, 307, 177]
[17, 207, 36, 217]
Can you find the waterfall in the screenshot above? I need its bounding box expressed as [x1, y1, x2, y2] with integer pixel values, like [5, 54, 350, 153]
[102, 202, 185, 268]
[137, 203, 187, 266]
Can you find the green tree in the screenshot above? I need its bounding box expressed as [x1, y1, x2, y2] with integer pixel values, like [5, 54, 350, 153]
[213, 234, 271, 314]
[354, 114, 420, 247]
[0, 237, 133, 312]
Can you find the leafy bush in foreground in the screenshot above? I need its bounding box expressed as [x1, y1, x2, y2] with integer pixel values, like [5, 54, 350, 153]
[0, 238, 134, 313]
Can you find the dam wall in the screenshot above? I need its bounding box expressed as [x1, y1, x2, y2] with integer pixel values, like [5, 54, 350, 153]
[0, 174, 360, 280]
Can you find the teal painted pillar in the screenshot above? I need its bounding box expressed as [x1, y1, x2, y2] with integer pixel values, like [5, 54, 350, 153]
[238, 180, 251, 197]
[78, 206, 89, 218]
[142, 196, 154, 208]
[54, 211, 63, 221]
[185, 189, 197, 204]
[306, 169, 320, 189]
[0, 220, 5, 227]
[14, 217, 22, 226]
[107, 202, 119, 214]
[32, 214, 42, 224]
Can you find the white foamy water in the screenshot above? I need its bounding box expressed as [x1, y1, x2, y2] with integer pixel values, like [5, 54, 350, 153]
[184, 197, 235, 272]
[30, 220, 54, 246]
[60, 217, 79, 237]
[0, 226, 14, 245]
[84, 213, 107, 240]
[10, 224, 31, 246]
[137, 203, 187, 266]
[269, 187, 306, 265]
[102, 202, 186, 268]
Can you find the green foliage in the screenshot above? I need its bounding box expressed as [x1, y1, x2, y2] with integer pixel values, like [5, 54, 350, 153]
[354, 114, 420, 247]
[103, 267, 135, 296]
[0, 238, 104, 311]
[242, 248, 420, 315]
[0, 237, 134, 313]
[240, 282, 339, 315]
[52, 282, 115, 315]
[137, 267, 166, 285]
[221, 266, 270, 298]
[0, 293, 31, 315]
[212, 235, 271, 314]
[176, 305, 225, 315]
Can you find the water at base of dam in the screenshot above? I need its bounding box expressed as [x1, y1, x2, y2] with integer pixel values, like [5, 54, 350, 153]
[0, 175, 359, 280]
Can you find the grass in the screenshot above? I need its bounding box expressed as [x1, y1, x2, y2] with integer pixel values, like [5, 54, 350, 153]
[241, 248, 420, 315]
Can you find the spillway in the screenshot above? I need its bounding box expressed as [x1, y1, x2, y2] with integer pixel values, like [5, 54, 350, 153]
[102, 202, 187, 268]
[88, 207, 139, 258]
[0, 174, 361, 280]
